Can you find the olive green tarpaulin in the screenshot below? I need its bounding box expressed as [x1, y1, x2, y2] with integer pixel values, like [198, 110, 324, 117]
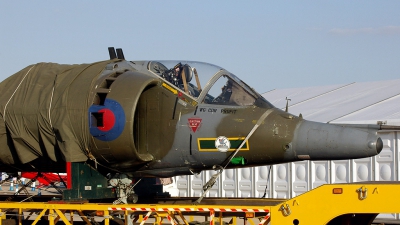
[0, 60, 114, 165]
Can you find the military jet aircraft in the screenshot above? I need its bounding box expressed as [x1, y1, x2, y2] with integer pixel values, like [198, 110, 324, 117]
[0, 47, 385, 202]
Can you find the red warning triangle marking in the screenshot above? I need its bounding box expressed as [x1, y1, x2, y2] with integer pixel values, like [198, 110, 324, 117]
[188, 118, 202, 133]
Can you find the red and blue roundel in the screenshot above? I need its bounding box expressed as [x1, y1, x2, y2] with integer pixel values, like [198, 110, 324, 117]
[89, 99, 125, 141]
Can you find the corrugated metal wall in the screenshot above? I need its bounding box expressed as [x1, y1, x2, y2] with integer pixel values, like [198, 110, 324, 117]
[175, 131, 398, 219]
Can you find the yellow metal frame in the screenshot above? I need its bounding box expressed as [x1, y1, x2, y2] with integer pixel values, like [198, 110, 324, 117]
[0, 202, 270, 225]
[1, 182, 400, 225]
[270, 182, 400, 224]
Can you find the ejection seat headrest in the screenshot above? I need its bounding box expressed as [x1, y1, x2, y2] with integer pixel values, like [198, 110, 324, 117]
[182, 64, 193, 83]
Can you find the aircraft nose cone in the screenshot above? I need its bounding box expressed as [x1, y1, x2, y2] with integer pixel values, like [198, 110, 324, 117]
[292, 120, 383, 161]
[367, 137, 383, 154]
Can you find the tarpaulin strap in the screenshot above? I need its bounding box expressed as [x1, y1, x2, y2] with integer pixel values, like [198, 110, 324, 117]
[48, 78, 56, 128]
[223, 109, 273, 169]
[195, 109, 273, 204]
[3, 66, 35, 121]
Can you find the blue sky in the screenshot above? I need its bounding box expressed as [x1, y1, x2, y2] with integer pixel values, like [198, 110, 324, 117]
[1, 1, 399, 93]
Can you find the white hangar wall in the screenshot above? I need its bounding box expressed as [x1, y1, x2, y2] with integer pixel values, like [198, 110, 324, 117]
[174, 79, 400, 219]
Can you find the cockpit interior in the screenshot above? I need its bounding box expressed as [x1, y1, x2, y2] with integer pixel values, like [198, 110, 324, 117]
[147, 61, 272, 108]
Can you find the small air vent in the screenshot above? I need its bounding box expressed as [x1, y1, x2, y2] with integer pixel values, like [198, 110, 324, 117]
[93, 93, 107, 105]
[99, 79, 116, 89]
[91, 112, 104, 127]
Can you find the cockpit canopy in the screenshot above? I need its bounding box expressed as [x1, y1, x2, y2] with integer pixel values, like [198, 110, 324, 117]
[147, 60, 273, 108]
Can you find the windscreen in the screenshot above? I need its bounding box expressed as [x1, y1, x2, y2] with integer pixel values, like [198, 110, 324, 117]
[147, 60, 274, 108]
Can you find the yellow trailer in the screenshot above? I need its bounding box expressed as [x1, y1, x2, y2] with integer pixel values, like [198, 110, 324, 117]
[0, 182, 399, 225]
[270, 182, 400, 224]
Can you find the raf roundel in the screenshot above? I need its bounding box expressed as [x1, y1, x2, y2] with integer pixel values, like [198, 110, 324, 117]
[89, 99, 125, 141]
